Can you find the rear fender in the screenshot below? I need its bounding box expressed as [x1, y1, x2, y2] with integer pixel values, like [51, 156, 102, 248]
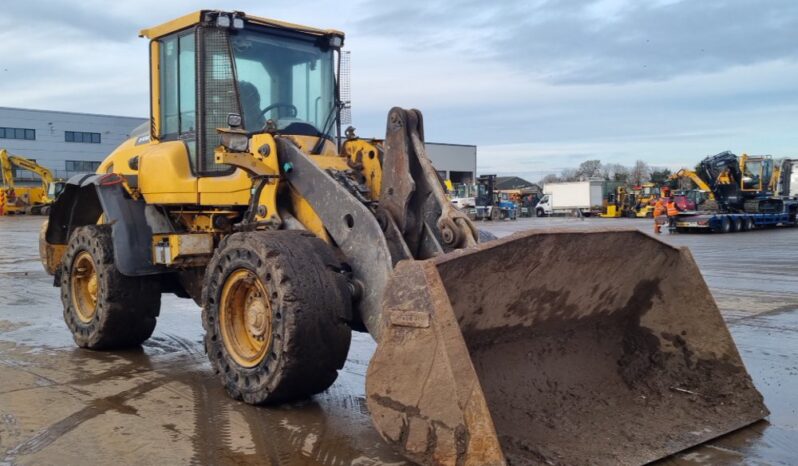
[44, 174, 164, 276]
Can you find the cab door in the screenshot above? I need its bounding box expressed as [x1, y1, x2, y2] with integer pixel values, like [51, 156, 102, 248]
[140, 30, 199, 204]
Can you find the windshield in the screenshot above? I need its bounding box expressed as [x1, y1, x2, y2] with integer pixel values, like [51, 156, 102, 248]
[743, 160, 763, 190]
[230, 30, 335, 136]
[456, 184, 475, 198]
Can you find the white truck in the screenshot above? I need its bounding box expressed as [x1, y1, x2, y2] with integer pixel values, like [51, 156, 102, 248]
[535, 180, 604, 217]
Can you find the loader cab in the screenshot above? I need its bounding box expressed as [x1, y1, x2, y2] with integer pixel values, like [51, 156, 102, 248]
[142, 11, 344, 176]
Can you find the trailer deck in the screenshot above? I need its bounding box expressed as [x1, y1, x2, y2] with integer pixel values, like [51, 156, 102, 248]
[674, 210, 797, 233]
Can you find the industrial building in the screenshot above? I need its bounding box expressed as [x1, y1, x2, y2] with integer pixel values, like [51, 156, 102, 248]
[0, 106, 475, 184]
[425, 142, 477, 183]
[0, 107, 146, 181]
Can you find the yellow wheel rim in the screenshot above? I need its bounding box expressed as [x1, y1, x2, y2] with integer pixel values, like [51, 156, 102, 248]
[219, 269, 273, 368]
[71, 251, 98, 323]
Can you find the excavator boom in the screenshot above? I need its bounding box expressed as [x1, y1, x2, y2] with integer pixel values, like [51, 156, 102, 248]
[671, 168, 715, 199]
[0, 149, 15, 188]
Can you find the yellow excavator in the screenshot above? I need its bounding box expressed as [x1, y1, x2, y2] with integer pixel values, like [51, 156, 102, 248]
[673, 152, 790, 213]
[0, 149, 64, 215]
[40, 11, 767, 465]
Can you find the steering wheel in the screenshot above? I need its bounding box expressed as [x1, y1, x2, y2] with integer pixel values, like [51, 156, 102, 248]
[259, 102, 298, 119]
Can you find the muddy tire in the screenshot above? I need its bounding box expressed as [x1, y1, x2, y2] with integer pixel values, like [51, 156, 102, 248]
[61, 225, 160, 349]
[202, 230, 352, 405]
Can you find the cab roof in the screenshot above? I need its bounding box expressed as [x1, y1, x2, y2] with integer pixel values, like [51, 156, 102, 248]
[139, 10, 344, 41]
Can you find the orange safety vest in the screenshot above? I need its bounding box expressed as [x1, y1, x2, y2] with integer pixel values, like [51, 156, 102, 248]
[666, 200, 679, 216]
[653, 200, 666, 217]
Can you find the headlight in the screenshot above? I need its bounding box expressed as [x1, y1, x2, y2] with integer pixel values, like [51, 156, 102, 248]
[221, 132, 249, 152]
[227, 112, 242, 128]
[328, 35, 343, 48]
[216, 14, 231, 28]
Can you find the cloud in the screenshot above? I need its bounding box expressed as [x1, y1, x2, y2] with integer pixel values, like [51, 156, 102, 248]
[353, 0, 798, 84]
[0, 0, 796, 180]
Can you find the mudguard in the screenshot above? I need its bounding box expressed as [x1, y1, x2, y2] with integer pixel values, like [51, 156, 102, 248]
[44, 174, 162, 276]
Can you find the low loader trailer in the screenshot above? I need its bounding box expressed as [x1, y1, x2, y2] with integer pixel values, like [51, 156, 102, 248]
[673, 209, 797, 233]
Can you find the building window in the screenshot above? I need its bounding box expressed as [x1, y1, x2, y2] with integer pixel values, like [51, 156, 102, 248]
[65, 160, 102, 172]
[0, 127, 35, 140]
[65, 131, 101, 144]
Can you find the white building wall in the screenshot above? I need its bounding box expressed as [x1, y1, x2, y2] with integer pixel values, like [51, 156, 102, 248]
[0, 107, 146, 179]
[425, 143, 477, 183]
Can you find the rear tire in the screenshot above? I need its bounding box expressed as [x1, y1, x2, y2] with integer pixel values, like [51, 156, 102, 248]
[732, 217, 742, 232]
[61, 225, 160, 349]
[202, 231, 352, 405]
[714, 216, 732, 233]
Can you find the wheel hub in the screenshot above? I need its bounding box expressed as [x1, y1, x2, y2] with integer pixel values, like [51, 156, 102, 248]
[87, 275, 98, 302]
[246, 300, 269, 339]
[71, 251, 98, 323]
[219, 269, 273, 367]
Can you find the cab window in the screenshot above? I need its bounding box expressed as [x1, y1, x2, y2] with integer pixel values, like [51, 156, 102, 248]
[159, 31, 197, 166]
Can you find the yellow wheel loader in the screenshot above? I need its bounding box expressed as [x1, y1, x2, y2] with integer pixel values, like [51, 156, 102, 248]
[40, 10, 767, 465]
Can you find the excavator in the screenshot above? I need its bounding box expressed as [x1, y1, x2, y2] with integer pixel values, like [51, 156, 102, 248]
[674, 151, 790, 213]
[0, 149, 64, 215]
[39, 11, 767, 465]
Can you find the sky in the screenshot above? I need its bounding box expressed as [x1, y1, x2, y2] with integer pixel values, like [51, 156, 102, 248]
[1, 0, 797, 182]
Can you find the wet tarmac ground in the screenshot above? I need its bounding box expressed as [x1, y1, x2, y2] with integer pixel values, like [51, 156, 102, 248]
[1, 215, 796, 465]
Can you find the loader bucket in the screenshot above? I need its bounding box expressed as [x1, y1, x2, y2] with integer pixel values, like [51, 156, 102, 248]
[366, 229, 767, 466]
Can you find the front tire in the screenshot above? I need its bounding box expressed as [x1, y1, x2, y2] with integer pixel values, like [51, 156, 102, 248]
[202, 231, 352, 405]
[61, 225, 160, 349]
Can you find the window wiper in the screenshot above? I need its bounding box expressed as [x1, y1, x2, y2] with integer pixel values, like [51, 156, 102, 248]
[310, 102, 340, 155]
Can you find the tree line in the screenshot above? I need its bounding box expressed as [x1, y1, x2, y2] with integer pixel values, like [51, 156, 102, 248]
[539, 159, 673, 186]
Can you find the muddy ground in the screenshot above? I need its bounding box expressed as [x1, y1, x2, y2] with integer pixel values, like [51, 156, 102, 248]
[1, 215, 796, 465]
